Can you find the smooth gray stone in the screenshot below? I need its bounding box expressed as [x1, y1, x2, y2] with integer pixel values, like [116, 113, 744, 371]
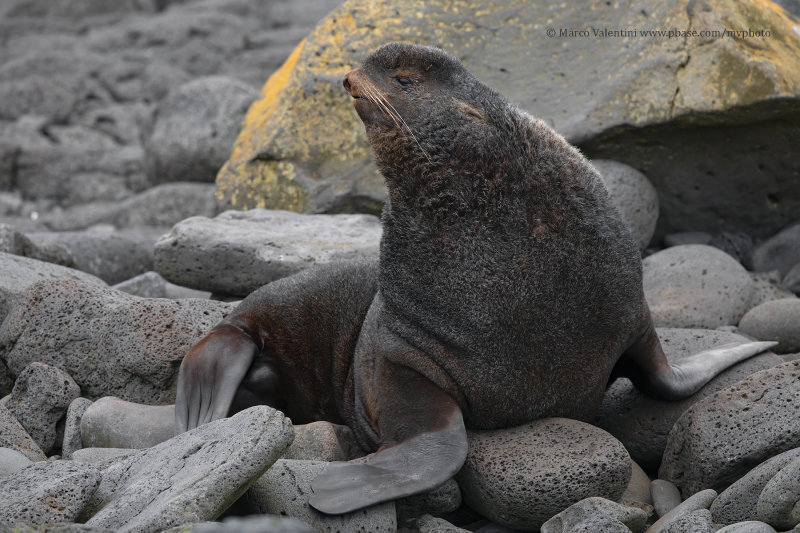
[717, 522, 777, 533]
[80, 397, 174, 449]
[757, 455, 800, 529]
[0, 460, 101, 525]
[0, 446, 32, 477]
[710, 231, 754, 264]
[0, 405, 45, 461]
[84, 406, 293, 533]
[739, 298, 800, 354]
[0, 278, 235, 404]
[592, 159, 659, 250]
[4, 362, 80, 454]
[660, 361, 800, 496]
[244, 459, 396, 533]
[644, 489, 716, 533]
[62, 397, 92, 459]
[643, 245, 754, 328]
[620, 460, 653, 511]
[540, 497, 648, 533]
[153, 209, 381, 296]
[711, 447, 800, 525]
[783, 263, 800, 294]
[661, 508, 713, 533]
[456, 418, 631, 531]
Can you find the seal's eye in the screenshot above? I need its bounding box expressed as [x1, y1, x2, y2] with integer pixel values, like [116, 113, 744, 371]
[395, 77, 413, 88]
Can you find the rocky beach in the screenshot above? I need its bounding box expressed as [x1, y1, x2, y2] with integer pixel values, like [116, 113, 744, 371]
[1, 0, 800, 532]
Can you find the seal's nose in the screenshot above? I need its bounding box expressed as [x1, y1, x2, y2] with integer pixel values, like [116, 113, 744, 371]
[343, 70, 356, 93]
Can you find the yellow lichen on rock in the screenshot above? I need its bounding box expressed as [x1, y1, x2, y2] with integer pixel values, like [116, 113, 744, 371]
[217, 0, 800, 213]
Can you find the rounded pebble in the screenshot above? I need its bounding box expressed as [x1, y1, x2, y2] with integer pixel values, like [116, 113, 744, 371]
[739, 298, 800, 354]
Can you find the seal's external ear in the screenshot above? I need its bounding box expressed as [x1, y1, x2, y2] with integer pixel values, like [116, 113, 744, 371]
[454, 100, 485, 122]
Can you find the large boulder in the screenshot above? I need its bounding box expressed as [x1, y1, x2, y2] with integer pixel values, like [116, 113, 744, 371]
[154, 209, 381, 296]
[595, 328, 782, 472]
[642, 245, 755, 328]
[216, 0, 800, 241]
[144, 76, 257, 185]
[0, 279, 235, 404]
[83, 406, 293, 532]
[455, 418, 631, 531]
[659, 360, 800, 496]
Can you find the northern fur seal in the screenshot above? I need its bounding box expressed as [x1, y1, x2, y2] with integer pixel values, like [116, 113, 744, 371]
[176, 42, 775, 515]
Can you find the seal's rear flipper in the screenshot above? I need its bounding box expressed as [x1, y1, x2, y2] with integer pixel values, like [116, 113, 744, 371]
[616, 316, 777, 401]
[309, 364, 467, 515]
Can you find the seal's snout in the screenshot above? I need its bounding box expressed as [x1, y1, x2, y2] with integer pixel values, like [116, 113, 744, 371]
[343, 70, 356, 95]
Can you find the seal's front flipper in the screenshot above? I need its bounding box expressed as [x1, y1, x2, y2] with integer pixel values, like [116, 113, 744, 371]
[309, 364, 467, 515]
[617, 316, 777, 401]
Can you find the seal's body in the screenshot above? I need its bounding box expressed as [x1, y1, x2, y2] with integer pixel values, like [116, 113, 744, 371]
[176, 42, 775, 515]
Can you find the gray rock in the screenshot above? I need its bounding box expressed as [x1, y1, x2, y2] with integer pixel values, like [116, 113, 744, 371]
[644, 489, 716, 533]
[717, 522, 778, 533]
[710, 449, 800, 526]
[154, 209, 381, 296]
[77, 103, 155, 147]
[642, 245, 754, 328]
[750, 223, 800, 277]
[71, 447, 136, 465]
[0, 405, 45, 461]
[749, 271, 797, 308]
[243, 459, 397, 533]
[0, 447, 32, 477]
[739, 299, 800, 354]
[283, 421, 362, 461]
[0, 252, 105, 323]
[660, 361, 800, 496]
[757, 455, 800, 530]
[416, 514, 470, 532]
[592, 159, 659, 250]
[783, 263, 800, 294]
[595, 328, 781, 472]
[660, 508, 714, 533]
[163, 514, 315, 533]
[22, 230, 154, 285]
[620, 460, 653, 511]
[0, 278, 235, 404]
[84, 405, 293, 532]
[397, 479, 462, 528]
[0, 460, 101, 525]
[710, 231, 754, 264]
[62, 398, 93, 458]
[455, 418, 631, 531]
[42, 183, 218, 231]
[540, 497, 648, 533]
[144, 76, 256, 184]
[4, 362, 80, 454]
[663, 232, 713, 247]
[112, 271, 212, 299]
[80, 397, 174, 449]
[651, 479, 682, 519]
